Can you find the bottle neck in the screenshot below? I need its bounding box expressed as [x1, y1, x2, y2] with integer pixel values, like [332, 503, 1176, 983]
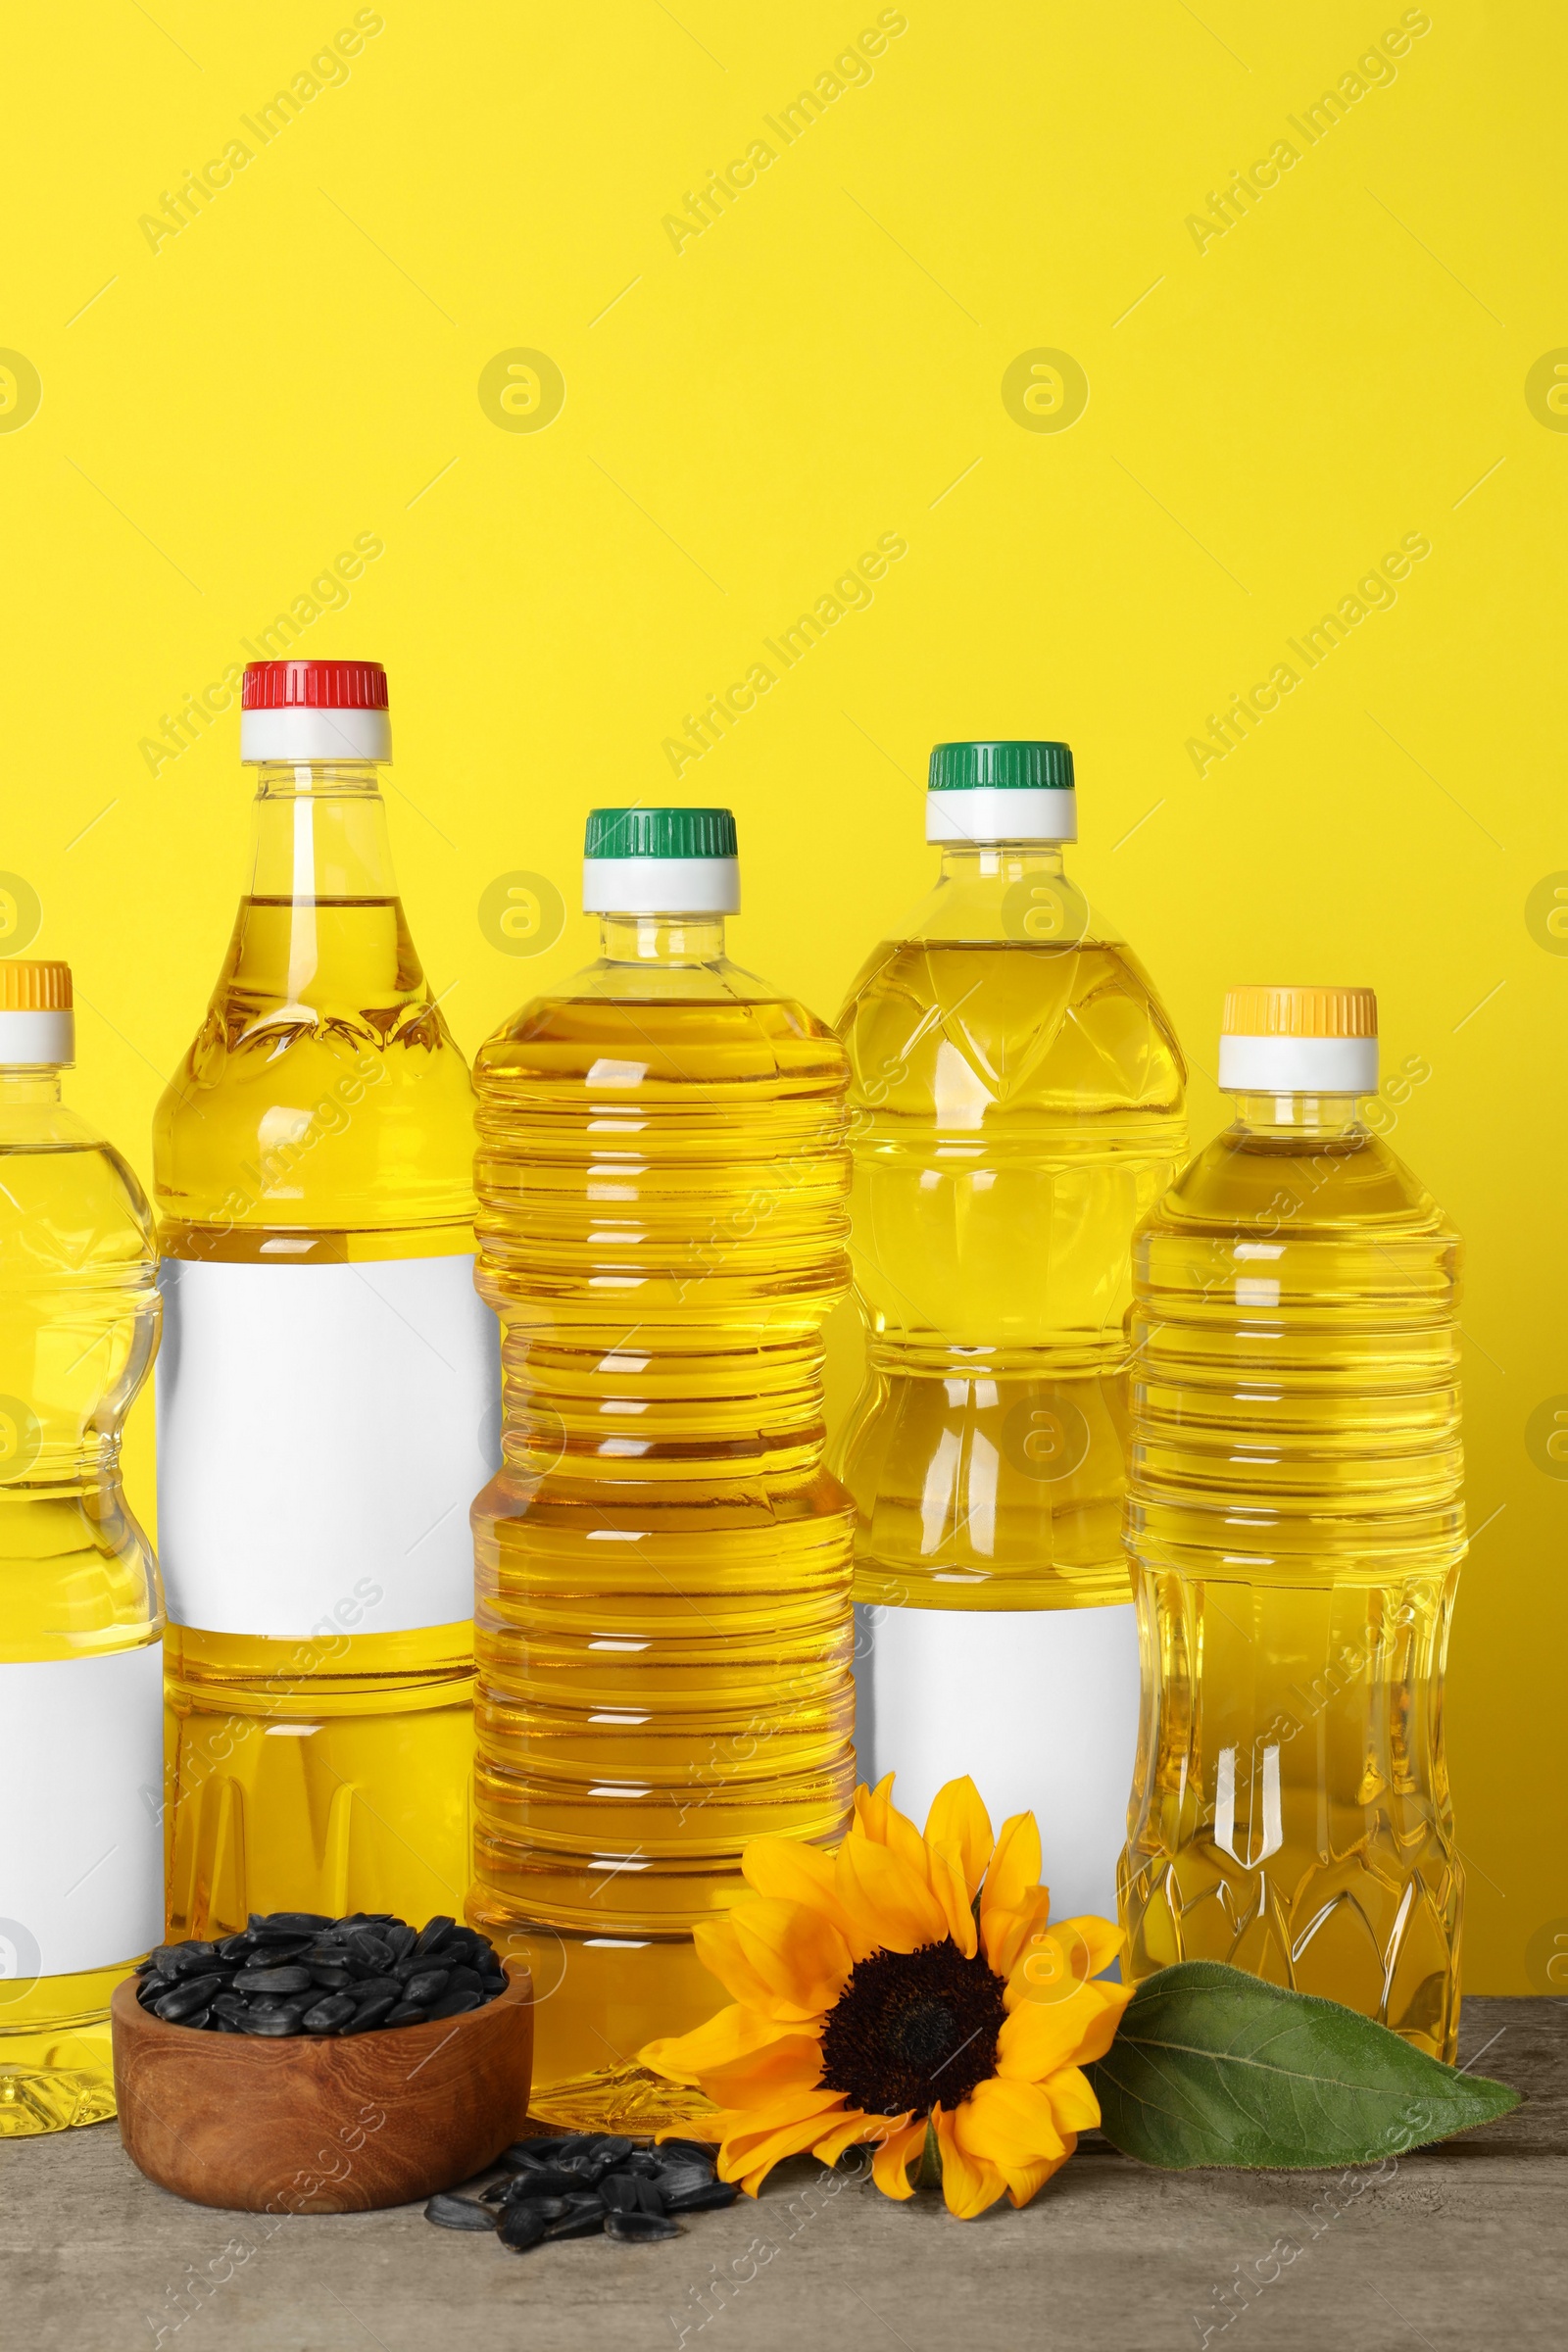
[247, 761, 397, 901]
[937, 841, 1068, 883]
[598, 912, 727, 964]
[1228, 1092, 1366, 1138]
[0, 1067, 64, 1105]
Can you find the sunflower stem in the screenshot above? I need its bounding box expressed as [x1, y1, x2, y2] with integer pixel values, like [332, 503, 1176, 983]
[913, 2116, 944, 2193]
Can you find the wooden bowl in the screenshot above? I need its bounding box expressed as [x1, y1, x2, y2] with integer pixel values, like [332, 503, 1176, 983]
[111, 1961, 532, 2213]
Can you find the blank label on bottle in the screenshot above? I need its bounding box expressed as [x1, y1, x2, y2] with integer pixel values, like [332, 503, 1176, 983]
[0, 1644, 164, 1978]
[853, 1600, 1141, 1927]
[157, 1255, 500, 1639]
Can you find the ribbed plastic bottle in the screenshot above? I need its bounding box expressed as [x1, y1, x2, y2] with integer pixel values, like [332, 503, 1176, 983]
[467, 807, 856, 2129]
[836, 741, 1187, 1922]
[154, 660, 498, 1938]
[1121, 985, 1464, 2058]
[0, 961, 163, 2133]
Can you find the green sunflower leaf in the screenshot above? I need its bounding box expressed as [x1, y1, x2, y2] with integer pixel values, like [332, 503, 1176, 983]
[1087, 1961, 1520, 2171]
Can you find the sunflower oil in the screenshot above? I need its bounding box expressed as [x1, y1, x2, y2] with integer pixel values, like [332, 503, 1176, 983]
[0, 961, 163, 2133]
[836, 742, 1186, 1922]
[154, 661, 498, 1940]
[467, 807, 855, 2127]
[1120, 985, 1464, 2058]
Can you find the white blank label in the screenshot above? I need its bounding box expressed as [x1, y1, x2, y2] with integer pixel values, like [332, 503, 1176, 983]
[0, 1644, 164, 1976]
[854, 1599, 1141, 1927]
[157, 1254, 500, 1638]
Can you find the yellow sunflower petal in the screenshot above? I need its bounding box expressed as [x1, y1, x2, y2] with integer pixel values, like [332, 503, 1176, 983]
[927, 1839, 978, 1959]
[870, 2117, 926, 2200]
[836, 1832, 949, 1955]
[1047, 2063, 1102, 2135]
[698, 2034, 824, 2107]
[988, 1885, 1054, 1982]
[998, 1978, 1134, 2078]
[954, 2075, 1068, 2169]
[978, 1811, 1045, 1972]
[741, 1836, 856, 1939]
[730, 1898, 853, 2015]
[1047, 1911, 1126, 1981]
[811, 2109, 887, 2167]
[922, 1776, 993, 1900]
[717, 2093, 851, 2190]
[934, 2104, 1007, 2219]
[691, 1915, 820, 2022]
[640, 2001, 787, 2084]
[715, 2083, 847, 2158]
[1002, 2154, 1069, 2209]
[853, 1775, 932, 1883]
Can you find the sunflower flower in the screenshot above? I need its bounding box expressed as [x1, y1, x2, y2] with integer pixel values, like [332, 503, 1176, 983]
[639, 1774, 1133, 2219]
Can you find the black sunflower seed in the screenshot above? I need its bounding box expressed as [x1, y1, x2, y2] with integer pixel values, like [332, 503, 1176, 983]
[498, 2162, 579, 2196]
[603, 2172, 666, 2216]
[384, 2001, 427, 2027]
[497, 2206, 550, 2253]
[154, 1975, 225, 2023]
[402, 1968, 450, 2006]
[425, 1989, 481, 2022]
[604, 2209, 682, 2243]
[302, 1993, 358, 2034]
[545, 2207, 611, 2240]
[656, 2138, 719, 2170]
[661, 2178, 738, 2213]
[230, 1965, 313, 1996]
[424, 2195, 498, 2232]
[341, 1996, 398, 2034]
[236, 2007, 298, 2036]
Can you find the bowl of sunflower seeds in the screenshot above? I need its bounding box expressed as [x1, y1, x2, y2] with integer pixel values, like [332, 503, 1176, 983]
[111, 1910, 532, 2212]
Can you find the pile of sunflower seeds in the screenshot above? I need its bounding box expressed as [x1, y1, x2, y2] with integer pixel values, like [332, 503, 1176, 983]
[425, 2133, 736, 2249]
[134, 1912, 508, 2037]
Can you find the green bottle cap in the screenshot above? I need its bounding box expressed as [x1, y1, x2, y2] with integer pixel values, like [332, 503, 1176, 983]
[584, 807, 738, 859]
[927, 742, 1075, 793]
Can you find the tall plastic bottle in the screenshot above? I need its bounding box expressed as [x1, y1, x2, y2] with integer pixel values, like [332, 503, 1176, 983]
[0, 961, 163, 2133]
[467, 807, 856, 2129]
[836, 741, 1187, 1921]
[154, 660, 498, 1938]
[1121, 986, 1464, 2057]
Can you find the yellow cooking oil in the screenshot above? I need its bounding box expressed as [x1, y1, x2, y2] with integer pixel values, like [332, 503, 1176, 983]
[153, 662, 495, 1939]
[466, 807, 855, 2130]
[0, 960, 164, 2133]
[1121, 985, 1465, 2059]
[834, 742, 1186, 1927]
[838, 935, 1188, 1608]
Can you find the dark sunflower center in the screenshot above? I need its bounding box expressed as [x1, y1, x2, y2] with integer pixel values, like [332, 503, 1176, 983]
[818, 1938, 1007, 2116]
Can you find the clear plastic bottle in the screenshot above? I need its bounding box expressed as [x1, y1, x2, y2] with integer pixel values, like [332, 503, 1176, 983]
[467, 808, 855, 2129]
[1120, 986, 1464, 2058]
[0, 960, 163, 2133]
[153, 661, 498, 1939]
[835, 742, 1187, 1921]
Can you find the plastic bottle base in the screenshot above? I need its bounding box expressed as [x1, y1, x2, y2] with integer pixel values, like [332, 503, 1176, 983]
[0, 2064, 117, 2136]
[525, 2064, 717, 2136]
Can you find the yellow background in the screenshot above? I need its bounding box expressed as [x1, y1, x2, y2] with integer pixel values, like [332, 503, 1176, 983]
[4, 0, 1562, 1993]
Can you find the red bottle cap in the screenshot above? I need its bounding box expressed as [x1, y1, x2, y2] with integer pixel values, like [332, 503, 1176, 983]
[242, 661, 390, 710]
[239, 662, 392, 762]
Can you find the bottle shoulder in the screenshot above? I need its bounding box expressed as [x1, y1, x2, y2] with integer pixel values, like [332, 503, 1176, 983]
[835, 937, 1186, 1122]
[477, 963, 847, 1096]
[1149, 1123, 1457, 1238]
[0, 1119, 157, 1264]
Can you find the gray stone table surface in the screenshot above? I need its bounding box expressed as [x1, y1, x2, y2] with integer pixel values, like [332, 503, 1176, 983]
[3, 1996, 1562, 2352]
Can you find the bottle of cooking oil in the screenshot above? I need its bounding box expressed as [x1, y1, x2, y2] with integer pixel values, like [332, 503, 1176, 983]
[1121, 984, 1464, 2058]
[0, 960, 163, 2134]
[836, 741, 1186, 1922]
[467, 807, 856, 2129]
[154, 661, 498, 1940]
